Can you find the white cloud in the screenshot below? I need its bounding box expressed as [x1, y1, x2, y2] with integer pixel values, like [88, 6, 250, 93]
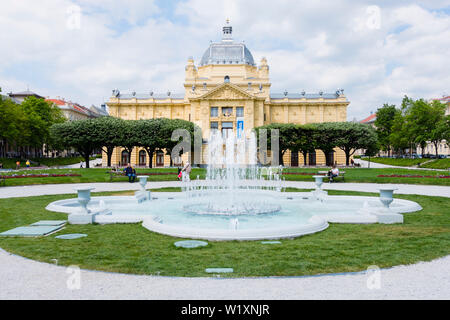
[0, 0, 449, 120]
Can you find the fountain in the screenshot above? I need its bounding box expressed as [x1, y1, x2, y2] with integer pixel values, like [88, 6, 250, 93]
[135, 176, 151, 203]
[68, 187, 96, 224]
[47, 131, 422, 238]
[311, 175, 328, 201]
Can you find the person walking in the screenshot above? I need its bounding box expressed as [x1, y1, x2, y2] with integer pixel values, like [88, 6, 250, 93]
[124, 163, 136, 183]
[181, 161, 192, 181]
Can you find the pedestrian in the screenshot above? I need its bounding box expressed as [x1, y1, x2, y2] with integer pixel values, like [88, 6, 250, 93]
[181, 161, 192, 181]
[15, 161, 20, 170]
[26, 159, 30, 168]
[124, 163, 136, 183]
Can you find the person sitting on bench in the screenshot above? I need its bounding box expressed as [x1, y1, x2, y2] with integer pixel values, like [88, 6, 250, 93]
[123, 163, 136, 183]
[327, 165, 339, 182]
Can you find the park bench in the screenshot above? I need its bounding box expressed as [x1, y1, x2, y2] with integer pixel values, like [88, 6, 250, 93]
[318, 170, 346, 182]
[107, 170, 126, 182]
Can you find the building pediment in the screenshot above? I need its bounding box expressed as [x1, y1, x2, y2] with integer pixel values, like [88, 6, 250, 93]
[191, 83, 258, 101]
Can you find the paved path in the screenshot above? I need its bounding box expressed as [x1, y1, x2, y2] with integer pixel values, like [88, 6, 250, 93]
[0, 248, 448, 300]
[1, 181, 449, 198]
[0, 181, 449, 299]
[58, 158, 102, 169]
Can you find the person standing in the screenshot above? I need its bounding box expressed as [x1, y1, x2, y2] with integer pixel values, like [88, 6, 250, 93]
[26, 160, 30, 168]
[15, 161, 20, 170]
[181, 161, 192, 181]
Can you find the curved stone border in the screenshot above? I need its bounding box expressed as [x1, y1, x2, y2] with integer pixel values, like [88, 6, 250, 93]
[143, 216, 329, 241]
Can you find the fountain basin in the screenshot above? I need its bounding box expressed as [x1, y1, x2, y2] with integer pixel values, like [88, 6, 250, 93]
[46, 191, 422, 240]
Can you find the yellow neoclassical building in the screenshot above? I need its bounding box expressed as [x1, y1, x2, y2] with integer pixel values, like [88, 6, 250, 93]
[106, 22, 350, 167]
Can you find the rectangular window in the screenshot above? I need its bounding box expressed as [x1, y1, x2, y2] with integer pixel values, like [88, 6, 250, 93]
[222, 107, 233, 117]
[210, 122, 218, 129]
[236, 107, 244, 117]
[210, 107, 218, 117]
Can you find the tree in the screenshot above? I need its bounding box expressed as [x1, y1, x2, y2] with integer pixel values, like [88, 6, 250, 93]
[374, 104, 399, 157]
[309, 123, 339, 165]
[389, 111, 410, 155]
[254, 123, 299, 166]
[427, 100, 448, 158]
[162, 118, 196, 166]
[117, 120, 139, 163]
[364, 139, 381, 168]
[50, 120, 101, 168]
[135, 119, 165, 168]
[21, 96, 65, 154]
[0, 90, 24, 157]
[295, 125, 317, 166]
[94, 116, 124, 167]
[400, 96, 448, 157]
[331, 122, 378, 166]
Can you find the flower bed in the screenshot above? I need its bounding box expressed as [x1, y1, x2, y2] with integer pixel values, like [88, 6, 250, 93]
[377, 174, 450, 179]
[0, 173, 81, 179]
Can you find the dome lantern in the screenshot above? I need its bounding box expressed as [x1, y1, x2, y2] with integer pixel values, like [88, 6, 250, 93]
[199, 21, 255, 67]
[222, 19, 233, 42]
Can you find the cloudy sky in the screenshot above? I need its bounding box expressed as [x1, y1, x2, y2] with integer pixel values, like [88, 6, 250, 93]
[0, 0, 449, 120]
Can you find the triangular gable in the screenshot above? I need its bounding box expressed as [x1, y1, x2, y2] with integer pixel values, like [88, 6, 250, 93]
[193, 83, 256, 100]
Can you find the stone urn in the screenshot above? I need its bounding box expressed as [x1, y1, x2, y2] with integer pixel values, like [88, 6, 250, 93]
[137, 176, 148, 192]
[74, 186, 95, 214]
[312, 175, 325, 190]
[378, 187, 397, 209]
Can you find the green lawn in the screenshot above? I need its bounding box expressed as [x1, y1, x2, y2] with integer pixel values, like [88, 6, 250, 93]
[1, 167, 450, 186]
[361, 157, 450, 170]
[0, 190, 448, 277]
[420, 158, 450, 170]
[360, 157, 430, 167]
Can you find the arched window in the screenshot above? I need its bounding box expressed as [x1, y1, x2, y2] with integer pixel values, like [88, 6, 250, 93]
[224, 75, 230, 83]
[156, 150, 164, 167]
[139, 150, 146, 166]
[121, 150, 130, 166]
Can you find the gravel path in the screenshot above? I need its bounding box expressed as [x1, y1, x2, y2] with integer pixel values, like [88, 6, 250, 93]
[0, 248, 448, 300]
[0, 181, 449, 299]
[1, 181, 449, 198]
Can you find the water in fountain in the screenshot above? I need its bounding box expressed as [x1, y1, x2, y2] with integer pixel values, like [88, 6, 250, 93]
[182, 130, 283, 216]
